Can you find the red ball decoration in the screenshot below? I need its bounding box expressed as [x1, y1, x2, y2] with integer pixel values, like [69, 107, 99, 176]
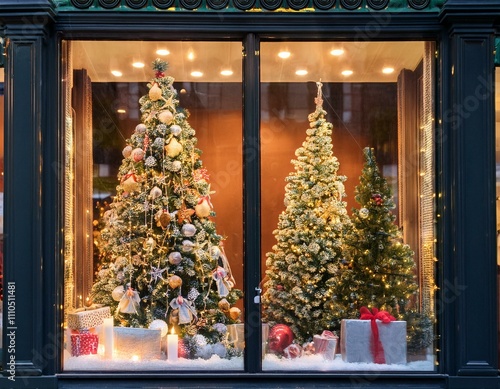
[268, 324, 294, 354]
[178, 338, 190, 359]
[155, 71, 165, 78]
[371, 193, 383, 206]
[276, 285, 284, 291]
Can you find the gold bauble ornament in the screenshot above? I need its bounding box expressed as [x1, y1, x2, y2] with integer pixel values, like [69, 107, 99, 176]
[218, 298, 230, 313]
[229, 307, 241, 320]
[158, 110, 174, 124]
[149, 82, 162, 101]
[168, 275, 183, 289]
[158, 212, 171, 229]
[165, 138, 183, 158]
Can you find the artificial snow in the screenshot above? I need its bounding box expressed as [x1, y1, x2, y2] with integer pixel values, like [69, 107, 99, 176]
[63, 350, 434, 372]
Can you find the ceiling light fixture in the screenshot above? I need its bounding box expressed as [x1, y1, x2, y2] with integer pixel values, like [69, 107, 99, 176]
[382, 67, 395, 74]
[191, 71, 203, 77]
[156, 49, 170, 56]
[111, 70, 123, 77]
[220, 69, 233, 76]
[295, 69, 308, 76]
[330, 49, 344, 56]
[278, 51, 291, 59]
[341, 70, 353, 76]
[132, 62, 145, 68]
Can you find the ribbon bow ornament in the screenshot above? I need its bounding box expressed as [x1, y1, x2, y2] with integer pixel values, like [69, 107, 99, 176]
[359, 306, 396, 364]
[169, 295, 197, 325]
[118, 287, 141, 314]
[212, 266, 235, 297]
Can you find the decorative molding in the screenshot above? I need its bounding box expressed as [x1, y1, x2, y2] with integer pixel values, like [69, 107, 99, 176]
[63, 0, 445, 11]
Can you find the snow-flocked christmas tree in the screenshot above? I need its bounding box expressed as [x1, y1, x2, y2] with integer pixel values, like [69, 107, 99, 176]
[262, 82, 351, 344]
[91, 59, 242, 358]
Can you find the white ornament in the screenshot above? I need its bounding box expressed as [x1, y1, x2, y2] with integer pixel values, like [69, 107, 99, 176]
[132, 148, 145, 162]
[112, 285, 125, 302]
[122, 145, 133, 158]
[158, 110, 174, 125]
[168, 251, 182, 265]
[359, 207, 369, 219]
[149, 319, 169, 337]
[170, 125, 182, 136]
[210, 246, 221, 259]
[171, 161, 182, 172]
[181, 223, 196, 237]
[181, 240, 195, 253]
[143, 237, 156, 251]
[135, 123, 147, 134]
[150, 186, 162, 200]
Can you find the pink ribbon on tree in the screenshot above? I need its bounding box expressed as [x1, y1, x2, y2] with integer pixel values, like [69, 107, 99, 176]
[359, 306, 395, 364]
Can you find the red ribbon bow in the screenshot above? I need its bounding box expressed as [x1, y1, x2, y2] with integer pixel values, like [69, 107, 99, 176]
[359, 306, 395, 364]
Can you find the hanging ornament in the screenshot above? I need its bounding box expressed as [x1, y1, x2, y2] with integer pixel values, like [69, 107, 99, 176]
[150, 266, 167, 283]
[143, 134, 151, 151]
[171, 160, 182, 172]
[131, 255, 143, 266]
[177, 203, 195, 224]
[135, 123, 147, 134]
[210, 246, 221, 260]
[170, 124, 182, 136]
[149, 82, 163, 101]
[149, 319, 169, 337]
[157, 211, 171, 229]
[212, 266, 232, 297]
[118, 287, 141, 314]
[181, 240, 195, 253]
[111, 285, 125, 302]
[132, 148, 145, 162]
[188, 288, 200, 301]
[122, 145, 133, 158]
[268, 324, 294, 354]
[229, 307, 241, 320]
[143, 237, 156, 251]
[169, 296, 197, 325]
[121, 172, 140, 193]
[218, 298, 230, 313]
[371, 193, 383, 206]
[155, 70, 165, 78]
[195, 196, 212, 218]
[168, 275, 183, 289]
[165, 138, 183, 158]
[168, 251, 182, 265]
[359, 207, 369, 219]
[193, 168, 210, 183]
[158, 110, 174, 125]
[181, 223, 197, 237]
[150, 186, 162, 200]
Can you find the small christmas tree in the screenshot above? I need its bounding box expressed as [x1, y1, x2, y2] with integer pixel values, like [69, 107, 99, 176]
[262, 82, 351, 344]
[91, 59, 242, 358]
[331, 147, 418, 320]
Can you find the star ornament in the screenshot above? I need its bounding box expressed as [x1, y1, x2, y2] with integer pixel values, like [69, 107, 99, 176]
[150, 266, 168, 283]
[177, 202, 195, 224]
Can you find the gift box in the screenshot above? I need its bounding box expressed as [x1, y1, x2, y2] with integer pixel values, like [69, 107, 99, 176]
[70, 332, 99, 357]
[341, 319, 407, 364]
[67, 306, 111, 330]
[313, 330, 338, 360]
[114, 327, 161, 360]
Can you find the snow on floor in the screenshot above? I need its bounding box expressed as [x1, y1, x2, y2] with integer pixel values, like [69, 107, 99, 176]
[64, 350, 434, 372]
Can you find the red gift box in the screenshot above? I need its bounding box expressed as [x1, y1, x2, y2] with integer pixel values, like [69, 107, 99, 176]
[71, 332, 99, 357]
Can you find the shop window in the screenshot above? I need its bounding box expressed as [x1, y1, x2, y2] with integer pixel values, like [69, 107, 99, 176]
[496, 66, 500, 367]
[0, 69, 4, 369]
[63, 39, 436, 373]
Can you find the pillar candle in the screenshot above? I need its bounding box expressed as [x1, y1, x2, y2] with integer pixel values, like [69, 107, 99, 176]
[167, 328, 178, 362]
[103, 317, 114, 359]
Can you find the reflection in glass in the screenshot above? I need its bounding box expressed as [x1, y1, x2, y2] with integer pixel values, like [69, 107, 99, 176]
[63, 41, 243, 371]
[260, 41, 436, 371]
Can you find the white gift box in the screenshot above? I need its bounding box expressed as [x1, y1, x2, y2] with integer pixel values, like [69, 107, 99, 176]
[340, 319, 407, 364]
[67, 306, 111, 330]
[114, 327, 162, 360]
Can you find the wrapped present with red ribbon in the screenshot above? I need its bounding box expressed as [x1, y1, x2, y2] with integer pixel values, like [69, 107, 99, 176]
[313, 330, 338, 360]
[70, 332, 99, 357]
[340, 307, 407, 365]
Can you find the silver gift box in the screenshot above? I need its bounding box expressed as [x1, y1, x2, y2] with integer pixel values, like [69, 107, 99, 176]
[340, 319, 407, 364]
[114, 327, 162, 360]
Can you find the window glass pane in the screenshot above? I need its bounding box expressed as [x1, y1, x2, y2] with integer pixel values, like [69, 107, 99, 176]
[260, 41, 436, 371]
[0, 69, 4, 369]
[63, 41, 244, 371]
[496, 67, 500, 368]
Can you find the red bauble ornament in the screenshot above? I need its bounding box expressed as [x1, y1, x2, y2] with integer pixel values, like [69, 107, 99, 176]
[276, 285, 283, 291]
[268, 324, 294, 354]
[371, 193, 383, 206]
[155, 71, 165, 78]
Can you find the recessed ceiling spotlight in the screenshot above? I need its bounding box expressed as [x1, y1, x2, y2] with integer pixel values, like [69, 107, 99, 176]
[220, 69, 234, 76]
[132, 62, 145, 68]
[278, 51, 291, 59]
[111, 70, 123, 77]
[295, 69, 308, 76]
[117, 108, 127, 114]
[330, 49, 344, 56]
[156, 49, 170, 56]
[187, 51, 195, 61]
[382, 67, 395, 74]
[341, 70, 353, 76]
[191, 71, 203, 77]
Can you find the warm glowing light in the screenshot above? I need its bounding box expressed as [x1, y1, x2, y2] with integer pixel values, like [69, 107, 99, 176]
[295, 69, 308, 76]
[278, 51, 291, 59]
[132, 62, 145, 68]
[341, 70, 353, 76]
[117, 109, 127, 114]
[191, 71, 203, 77]
[111, 70, 122, 77]
[156, 49, 170, 56]
[131, 355, 140, 362]
[330, 49, 344, 56]
[220, 69, 233, 76]
[382, 67, 395, 74]
[187, 51, 195, 61]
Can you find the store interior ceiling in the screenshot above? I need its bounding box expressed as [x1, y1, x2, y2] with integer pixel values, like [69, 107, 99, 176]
[71, 40, 425, 83]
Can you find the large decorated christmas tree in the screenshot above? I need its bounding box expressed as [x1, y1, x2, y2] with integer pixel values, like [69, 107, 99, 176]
[262, 82, 351, 344]
[91, 59, 242, 358]
[331, 147, 432, 351]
